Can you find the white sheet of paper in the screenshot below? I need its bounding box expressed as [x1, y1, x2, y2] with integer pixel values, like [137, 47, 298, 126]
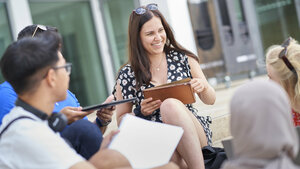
[108, 114, 183, 169]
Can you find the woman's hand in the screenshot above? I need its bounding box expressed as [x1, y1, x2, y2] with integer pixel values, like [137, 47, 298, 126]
[140, 97, 162, 116]
[96, 107, 115, 125]
[96, 95, 115, 126]
[190, 78, 207, 94]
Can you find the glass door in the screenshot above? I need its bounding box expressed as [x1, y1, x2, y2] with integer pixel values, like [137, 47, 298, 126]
[100, 0, 135, 72]
[0, 2, 13, 83]
[29, 1, 107, 106]
[254, 0, 300, 50]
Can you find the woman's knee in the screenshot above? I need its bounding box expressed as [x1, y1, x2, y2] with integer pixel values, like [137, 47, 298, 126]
[160, 98, 186, 120]
[160, 98, 182, 111]
[161, 98, 180, 113]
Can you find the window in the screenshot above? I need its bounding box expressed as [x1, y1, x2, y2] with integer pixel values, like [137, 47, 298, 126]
[254, 0, 300, 50]
[0, 3, 13, 83]
[101, 0, 135, 71]
[188, 0, 215, 50]
[30, 1, 107, 106]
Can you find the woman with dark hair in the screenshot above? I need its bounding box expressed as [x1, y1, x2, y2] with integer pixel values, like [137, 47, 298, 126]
[113, 4, 216, 169]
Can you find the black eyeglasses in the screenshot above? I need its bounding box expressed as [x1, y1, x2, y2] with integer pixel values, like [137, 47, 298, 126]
[53, 63, 72, 75]
[133, 3, 158, 15]
[278, 37, 296, 74]
[32, 25, 47, 37]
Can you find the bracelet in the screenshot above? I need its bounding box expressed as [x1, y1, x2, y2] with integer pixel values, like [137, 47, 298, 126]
[96, 117, 111, 127]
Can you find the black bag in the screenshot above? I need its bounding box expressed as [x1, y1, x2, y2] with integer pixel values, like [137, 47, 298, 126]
[202, 146, 227, 169]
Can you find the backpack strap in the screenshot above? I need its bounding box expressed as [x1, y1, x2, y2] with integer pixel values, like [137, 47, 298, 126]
[0, 116, 34, 138]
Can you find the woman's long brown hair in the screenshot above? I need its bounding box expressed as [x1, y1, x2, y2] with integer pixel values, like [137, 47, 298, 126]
[126, 8, 199, 90]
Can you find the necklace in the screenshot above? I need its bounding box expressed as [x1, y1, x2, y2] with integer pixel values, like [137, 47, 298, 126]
[152, 55, 164, 71]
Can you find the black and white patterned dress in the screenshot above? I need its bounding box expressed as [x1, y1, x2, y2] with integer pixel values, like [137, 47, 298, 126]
[113, 50, 212, 145]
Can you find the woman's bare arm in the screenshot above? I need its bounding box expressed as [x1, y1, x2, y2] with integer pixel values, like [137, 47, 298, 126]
[188, 56, 216, 105]
[115, 81, 134, 126]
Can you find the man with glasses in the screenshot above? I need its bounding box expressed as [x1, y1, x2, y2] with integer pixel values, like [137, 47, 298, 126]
[0, 24, 114, 160]
[0, 30, 130, 169]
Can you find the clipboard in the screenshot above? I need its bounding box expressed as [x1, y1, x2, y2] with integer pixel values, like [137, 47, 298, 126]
[143, 78, 195, 104]
[82, 97, 137, 111]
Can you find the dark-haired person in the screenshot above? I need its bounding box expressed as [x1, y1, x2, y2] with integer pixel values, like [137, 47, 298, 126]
[0, 24, 114, 160]
[0, 31, 94, 168]
[113, 4, 216, 169]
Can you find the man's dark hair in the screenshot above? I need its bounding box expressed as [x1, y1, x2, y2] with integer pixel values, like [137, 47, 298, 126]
[17, 24, 58, 40]
[0, 31, 62, 94]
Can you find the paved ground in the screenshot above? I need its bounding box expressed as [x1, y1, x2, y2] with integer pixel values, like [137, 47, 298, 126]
[88, 75, 268, 146]
[197, 75, 267, 145]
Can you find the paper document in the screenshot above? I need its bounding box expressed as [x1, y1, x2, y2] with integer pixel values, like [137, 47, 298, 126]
[108, 114, 184, 169]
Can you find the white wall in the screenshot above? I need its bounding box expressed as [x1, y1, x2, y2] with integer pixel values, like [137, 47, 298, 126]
[7, 0, 32, 40]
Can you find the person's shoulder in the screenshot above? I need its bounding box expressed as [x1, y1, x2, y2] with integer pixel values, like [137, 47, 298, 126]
[0, 110, 44, 168]
[2, 107, 76, 150]
[53, 90, 80, 111]
[66, 90, 79, 103]
[0, 110, 84, 169]
[167, 49, 187, 62]
[0, 81, 16, 94]
[1, 106, 41, 124]
[167, 49, 185, 57]
[117, 64, 135, 78]
[0, 107, 43, 140]
[0, 82, 17, 99]
[119, 64, 132, 72]
[0, 81, 11, 88]
[0, 82, 17, 117]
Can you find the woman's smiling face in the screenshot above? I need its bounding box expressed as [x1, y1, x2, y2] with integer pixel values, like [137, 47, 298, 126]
[139, 16, 166, 56]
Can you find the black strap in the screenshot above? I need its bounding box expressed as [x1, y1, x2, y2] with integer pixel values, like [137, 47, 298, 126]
[0, 116, 34, 139]
[15, 99, 67, 132]
[16, 99, 48, 120]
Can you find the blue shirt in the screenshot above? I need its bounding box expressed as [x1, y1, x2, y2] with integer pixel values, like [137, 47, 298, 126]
[0, 81, 85, 126]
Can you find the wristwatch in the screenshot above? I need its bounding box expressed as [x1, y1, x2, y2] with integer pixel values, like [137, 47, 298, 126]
[96, 117, 111, 127]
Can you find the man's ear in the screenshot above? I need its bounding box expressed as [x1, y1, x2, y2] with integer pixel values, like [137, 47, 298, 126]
[45, 69, 57, 87]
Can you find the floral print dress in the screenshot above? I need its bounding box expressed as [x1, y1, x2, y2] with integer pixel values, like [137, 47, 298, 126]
[113, 50, 212, 145]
